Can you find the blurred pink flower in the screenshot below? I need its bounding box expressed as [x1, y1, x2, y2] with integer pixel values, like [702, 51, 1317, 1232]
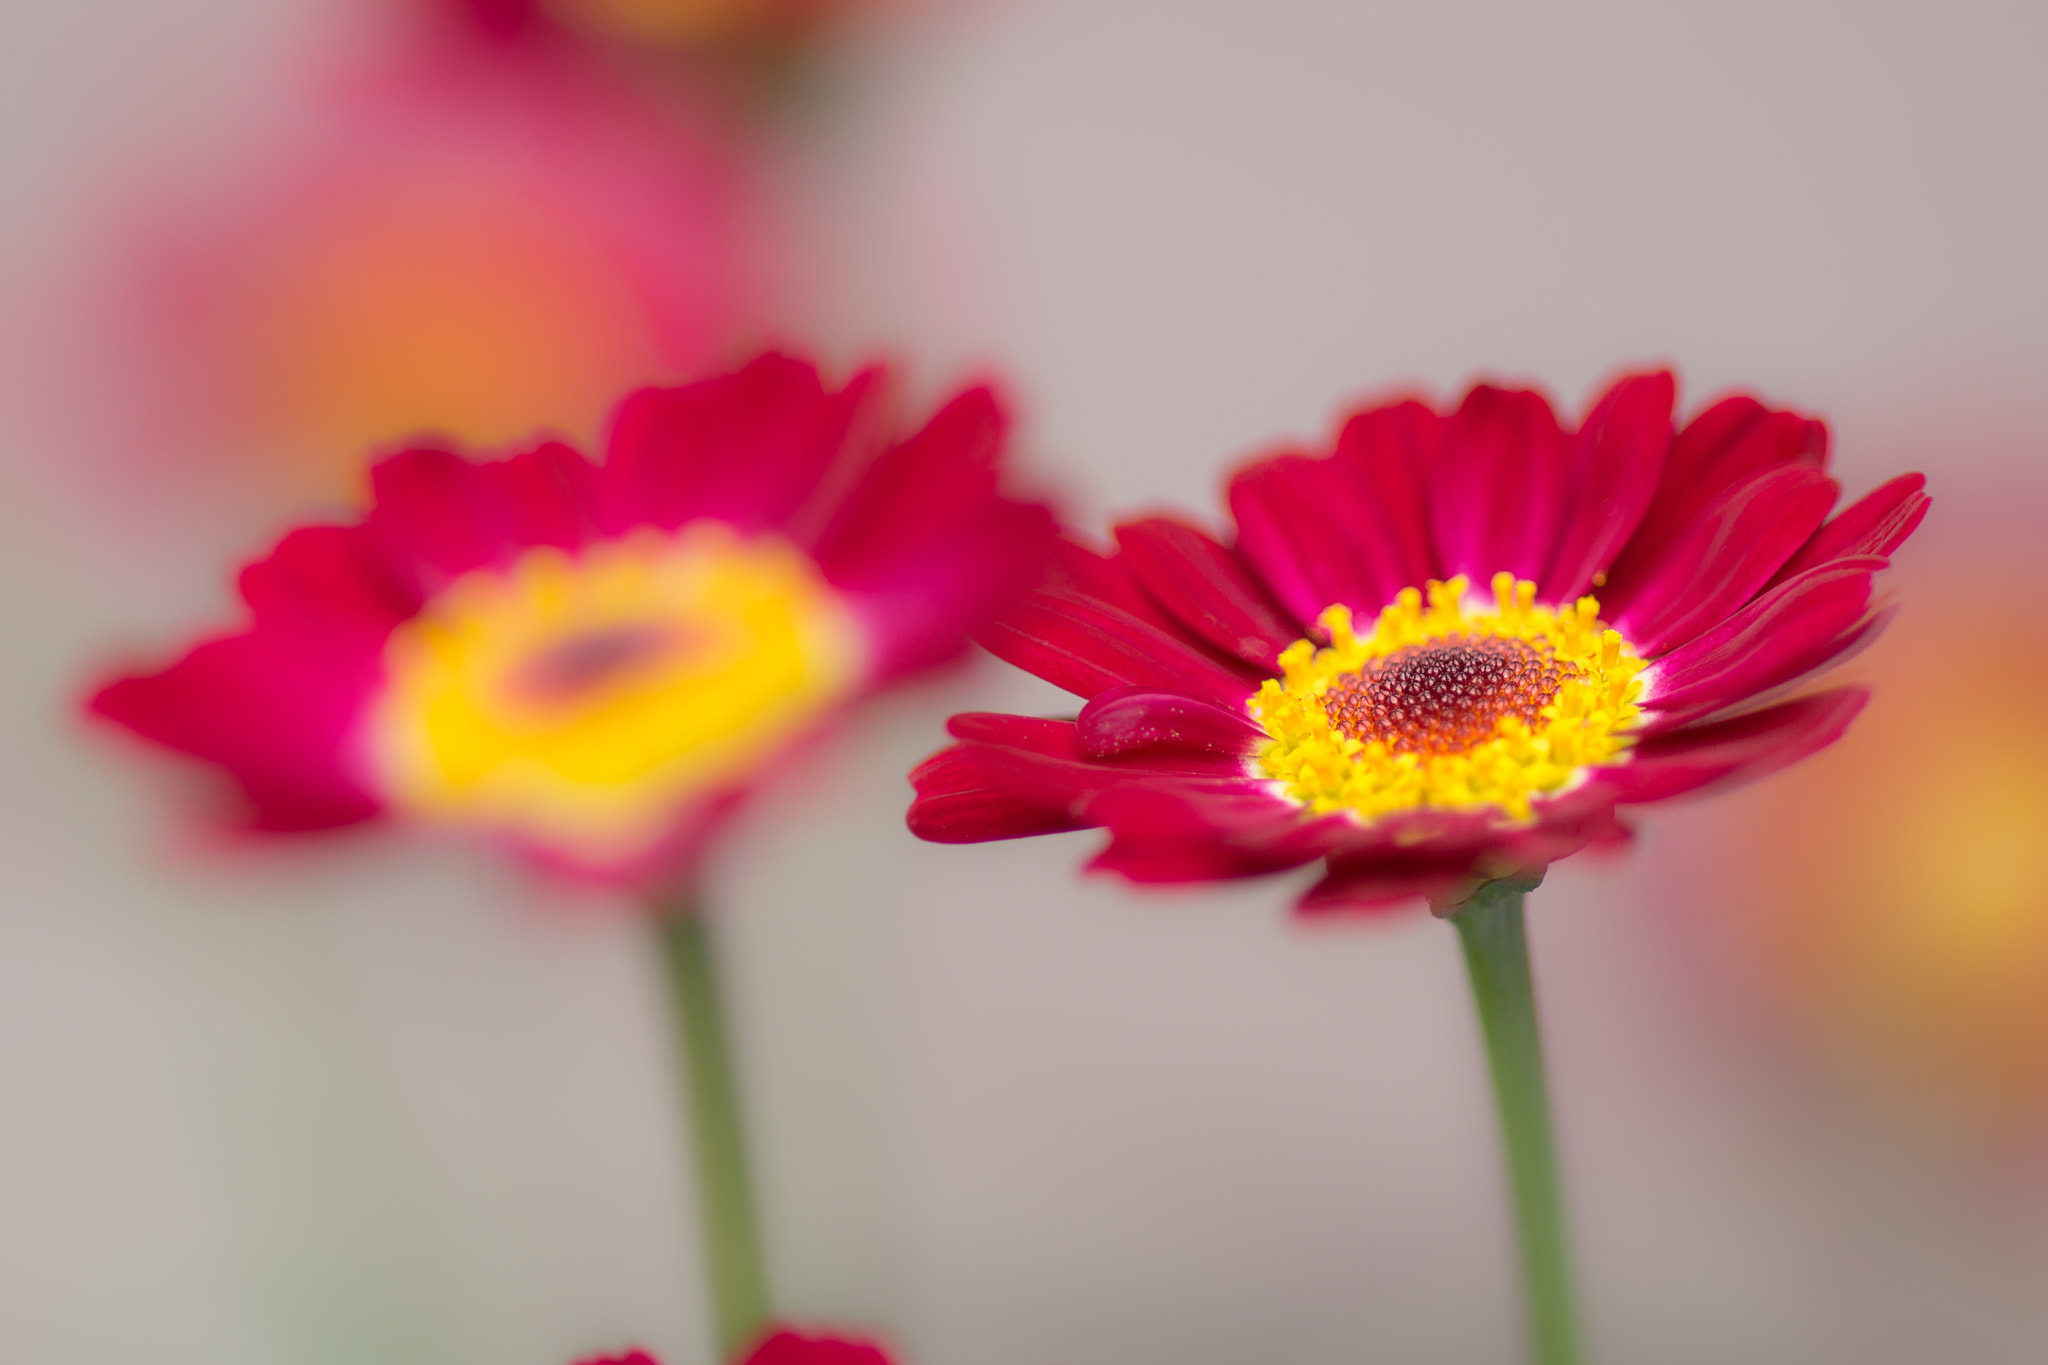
[88, 354, 1052, 887]
[85, 40, 760, 515]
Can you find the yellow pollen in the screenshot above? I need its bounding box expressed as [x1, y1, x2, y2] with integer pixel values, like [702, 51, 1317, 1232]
[362, 521, 865, 867]
[1250, 572, 1647, 821]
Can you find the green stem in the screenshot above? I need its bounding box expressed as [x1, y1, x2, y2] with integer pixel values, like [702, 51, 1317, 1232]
[656, 905, 771, 1360]
[1449, 880, 1580, 1365]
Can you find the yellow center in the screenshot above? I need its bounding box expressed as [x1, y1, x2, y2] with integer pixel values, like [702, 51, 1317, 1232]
[363, 521, 865, 867]
[1251, 573, 1647, 821]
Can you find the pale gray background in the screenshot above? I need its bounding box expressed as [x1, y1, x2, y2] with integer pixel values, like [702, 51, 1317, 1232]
[5, 1, 2048, 1362]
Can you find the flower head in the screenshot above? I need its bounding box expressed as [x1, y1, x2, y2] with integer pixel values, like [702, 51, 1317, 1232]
[910, 371, 1927, 912]
[91, 353, 1052, 885]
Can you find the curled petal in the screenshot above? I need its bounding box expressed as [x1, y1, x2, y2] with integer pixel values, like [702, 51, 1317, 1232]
[1768, 471, 1930, 587]
[1075, 685, 1267, 761]
[1603, 396, 1827, 607]
[1643, 556, 1885, 728]
[1614, 462, 1840, 656]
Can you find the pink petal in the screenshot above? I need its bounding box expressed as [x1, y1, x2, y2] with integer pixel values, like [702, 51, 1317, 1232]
[366, 445, 522, 580]
[1431, 384, 1569, 584]
[1612, 462, 1840, 656]
[89, 634, 383, 831]
[1542, 371, 1674, 601]
[1767, 472, 1930, 588]
[236, 524, 421, 645]
[841, 500, 1057, 684]
[1114, 516, 1300, 669]
[601, 354, 872, 539]
[813, 383, 1005, 578]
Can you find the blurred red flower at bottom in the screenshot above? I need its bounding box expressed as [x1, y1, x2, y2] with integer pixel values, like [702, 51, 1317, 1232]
[578, 1326, 895, 1365]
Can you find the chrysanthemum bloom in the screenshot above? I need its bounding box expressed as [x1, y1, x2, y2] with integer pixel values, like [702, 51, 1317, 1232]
[90, 352, 1052, 885]
[909, 370, 1928, 912]
[576, 1326, 895, 1365]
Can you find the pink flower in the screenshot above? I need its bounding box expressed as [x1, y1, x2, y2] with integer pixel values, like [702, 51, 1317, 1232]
[909, 371, 1928, 912]
[55, 41, 756, 520]
[90, 353, 1052, 885]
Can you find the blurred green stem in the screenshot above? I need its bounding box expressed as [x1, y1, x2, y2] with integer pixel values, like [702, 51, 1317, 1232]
[1449, 880, 1579, 1365]
[656, 902, 770, 1360]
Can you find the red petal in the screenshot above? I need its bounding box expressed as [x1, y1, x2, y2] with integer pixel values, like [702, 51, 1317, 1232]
[1603, 396, 1827, 600]
[977, 587, 1261, 706]
[1086, 782, 1339, 881]
[1297, 855, 1475, 915]
[1612, 687, 1870, 804]
[1611, 462, 1840, 656]
[944, 712, 1079, 753]
[1114, 516, 1300, 669]
[1642, 556, 1883, 727]
[1767, 472, 1930, 588]
[740, 1328, 896, 1365]
[1228, 400, 1441, 625]
[906, 744, 1089, 843]
[1325, 398, 1440, 602]
[1542, 371, 1674, 601]
[1075, 685, 1266, 761]
[1431, 384, 1569, 585]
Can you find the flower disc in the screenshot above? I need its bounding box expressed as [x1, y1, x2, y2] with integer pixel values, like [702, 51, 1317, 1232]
[364, 520, 865, 865]
[1252, 573, 1647, 821]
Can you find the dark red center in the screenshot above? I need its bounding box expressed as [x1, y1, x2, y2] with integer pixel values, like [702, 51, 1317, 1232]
[513, 623, 688, 704]
[1321, 635, 1572, 756]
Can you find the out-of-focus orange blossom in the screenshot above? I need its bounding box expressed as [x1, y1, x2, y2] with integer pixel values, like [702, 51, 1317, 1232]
[229, 179, 678, 494]
[124, 51, 756, 509]
[539, 0, 905, 47]
[1706, 566, 2048, 1130]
